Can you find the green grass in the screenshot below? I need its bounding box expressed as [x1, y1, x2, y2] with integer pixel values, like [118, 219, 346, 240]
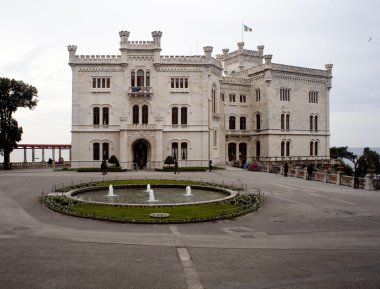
[68, 202, 240, 221]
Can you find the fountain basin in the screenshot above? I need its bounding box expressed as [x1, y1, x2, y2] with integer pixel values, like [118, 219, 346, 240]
[65, 184, 236, 207]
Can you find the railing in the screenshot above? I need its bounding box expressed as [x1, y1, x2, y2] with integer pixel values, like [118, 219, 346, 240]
[128, 86, 153, 98]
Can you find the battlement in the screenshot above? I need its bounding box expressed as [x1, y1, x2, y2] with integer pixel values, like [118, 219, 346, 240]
[74, 54, 121, 63]
[159, 55, 221, 67]
[271, 63, 329, 76]
[127, 40, 155, 48]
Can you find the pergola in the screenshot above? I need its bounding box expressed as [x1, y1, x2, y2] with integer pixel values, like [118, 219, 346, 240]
[16, 144, 72, 165]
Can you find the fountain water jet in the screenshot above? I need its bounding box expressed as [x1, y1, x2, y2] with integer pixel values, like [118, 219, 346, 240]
[185, 186, 192, 196]
[107, 185, 116, 197]
[148, 189, 156, 202]
[145, 184, 151, 193]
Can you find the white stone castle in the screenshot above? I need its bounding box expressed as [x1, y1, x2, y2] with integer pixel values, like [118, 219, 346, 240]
[68, 30, 333, 169]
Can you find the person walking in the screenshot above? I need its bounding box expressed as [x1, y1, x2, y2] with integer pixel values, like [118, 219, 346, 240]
[101, 160, 108, 175]
[284, 162, 289, 177]
[209, 160, 212, 172]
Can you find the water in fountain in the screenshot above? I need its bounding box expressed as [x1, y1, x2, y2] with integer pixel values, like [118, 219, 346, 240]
[185, 186, 192, 196]
[145, 184, 151, 193]
[148, 189, 156, 202]
[107, 184, 116, 197]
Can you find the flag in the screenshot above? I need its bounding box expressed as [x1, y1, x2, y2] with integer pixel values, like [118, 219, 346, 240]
[243, 24, 253, 32]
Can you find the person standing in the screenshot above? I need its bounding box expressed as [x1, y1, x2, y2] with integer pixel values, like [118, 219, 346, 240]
[209, 160, 212, 172]
[101, 160, 108, 175]
[307, 164, 314, 180]
[284, 162, 289, 177]
[174, 160, 179, 174]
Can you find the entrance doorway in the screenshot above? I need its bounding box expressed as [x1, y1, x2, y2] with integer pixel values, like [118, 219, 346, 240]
[133, 139, 149, 169]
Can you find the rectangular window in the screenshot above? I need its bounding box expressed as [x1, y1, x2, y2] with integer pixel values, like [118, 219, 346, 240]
[240, 95, 246, 103]
[172, 107, 178, 125]
[181, 107, 187, 125]
[181, 143, 187, 160]
[280, 88, 290, 101]
[102, 143, 109, 160]
[213, 129, 217, 147]
[92, 77, 111, 89]
[170, 78, 189, 89]
[220, 93, 225, 101]
[93, 107, 100, 125]
[102, 107, 109, 125]
[93, 143, 100, 160]
[229, 94, 236, 102]
[309, 91, 319, 103]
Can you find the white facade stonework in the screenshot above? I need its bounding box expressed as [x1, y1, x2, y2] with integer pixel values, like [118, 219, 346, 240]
[68, 31, 333, 169]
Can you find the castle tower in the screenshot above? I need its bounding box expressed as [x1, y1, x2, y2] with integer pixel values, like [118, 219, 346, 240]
[203, 46, 213, 62]
[67, 45, 77, 63]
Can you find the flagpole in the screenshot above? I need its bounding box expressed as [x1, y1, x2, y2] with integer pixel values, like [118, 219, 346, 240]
[241, 22, 244, 42]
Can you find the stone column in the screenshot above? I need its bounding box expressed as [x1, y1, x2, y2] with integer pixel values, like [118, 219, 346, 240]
[32, 147, 36, 168]
[23, 147, 27, 163]
[364, 169, 375, 191]
[41, 148, 45, 162]
[52, 148, 56, 168]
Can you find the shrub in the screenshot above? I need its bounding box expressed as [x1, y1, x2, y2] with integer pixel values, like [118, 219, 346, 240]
[164, 156, 175, 166]
[108, 155, 120, 167]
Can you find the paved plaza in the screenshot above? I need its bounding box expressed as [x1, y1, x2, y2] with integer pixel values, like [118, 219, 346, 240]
[1, 168, 380, 289]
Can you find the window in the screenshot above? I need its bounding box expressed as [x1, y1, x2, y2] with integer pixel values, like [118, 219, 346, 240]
[240, 95, 246, 103]
[256, 141, 261, 158]
[93, 143, 100, 160]
[142, 105, 148, 124]
[315, 142, 318, 156]
[228, 143, 236, 161]
[286, 141, 290, 156]
[256, 114, 261, 130]
[146, 71, 150, 87]
[212, 87, 217, 113]
[213, 129, 217, 147]
[131, 72, 135, 87]
[137, 70, 144, 87]
[286, 114, 290, 130]
[93, 107, 100, 125]
[181, 107, 187, 125]
[172, 143, 178, 160]
[310, 115, 314, 131]
[92, 77, 110, 88]
[314, 116, 318, 131]
[310, 141, 314, 156]
[255, 89, 261, 102]
[229, 116, 236, 130]
[220, 93, 225, 101]
[240, 117, 246, 130]
[280, 88, 290, 101]
[181, 143, 187, 160]
[172, 107, 178, 125]
[133, 105, 139, 124]
[281, 114, 285, 130]
[229, 94, 236, 102]
[170, 78, 188, 88]
[102, 107, 109, 125]
[309, 91, 319, 103]
[281, 141, 285, 157]
[102, 143, 109, 160]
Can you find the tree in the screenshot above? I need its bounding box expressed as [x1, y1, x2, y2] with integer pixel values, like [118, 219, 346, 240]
[357, 147, 380, 177]
[330, 146, 359, 175]
[0, 77, 38, 170]
[108, 155, 120, 167]
[164, 155, 175, 166]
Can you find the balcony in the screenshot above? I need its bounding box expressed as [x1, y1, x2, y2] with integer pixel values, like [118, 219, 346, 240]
[128, 86, 153, 99]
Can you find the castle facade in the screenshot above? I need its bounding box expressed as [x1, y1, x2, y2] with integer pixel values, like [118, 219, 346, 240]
[68, 31, 333, 169]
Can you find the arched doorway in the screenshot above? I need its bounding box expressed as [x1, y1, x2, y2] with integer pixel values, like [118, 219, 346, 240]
[132, 139, 150, 169]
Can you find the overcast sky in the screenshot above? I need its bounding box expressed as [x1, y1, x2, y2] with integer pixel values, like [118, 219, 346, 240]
[1, 0, 379, 148]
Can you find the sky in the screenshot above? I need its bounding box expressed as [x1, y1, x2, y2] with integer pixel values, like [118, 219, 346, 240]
[1, 0, 379, 148]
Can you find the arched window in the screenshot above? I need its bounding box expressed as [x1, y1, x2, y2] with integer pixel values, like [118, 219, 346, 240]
[228, 143, 236, 161]
[256, 141, 261, 158]
[314, 116, 318, 131]
[229, 116, 236, 130]
[310, 115, 314, 131]
[131, 71, 135, 87]
[142, 105, 148, 124]
[240, 117, 246, 130]
[133, 105, 139, 124]
[137, 70, 144, 87]
[181, 143, 187, 160]
[93, 143, 100, 160]
[281, 141, 285, 157]
[286, 114, 290, 130]
[256, 114, 261, 130]
[171, 142, 178, 160]
[281, 114, 285, 130]
[315, 141, 318, 156]
[93, 107, 100, 125]
[102, 107, 109, 125]
[172, 107, 178, 125]
[310, 141, 314, 156]
[102, 143, 109, 160]
[146, 71, 150, 87]
[181, 107, 187, 125]
[286, 141, 290, 156]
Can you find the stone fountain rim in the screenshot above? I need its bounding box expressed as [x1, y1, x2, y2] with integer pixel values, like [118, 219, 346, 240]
[63, 184, 237, 207]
